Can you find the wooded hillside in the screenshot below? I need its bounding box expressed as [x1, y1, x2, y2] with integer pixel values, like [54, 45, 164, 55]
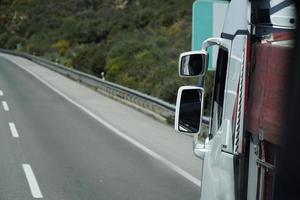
[0, 0, 213, 107]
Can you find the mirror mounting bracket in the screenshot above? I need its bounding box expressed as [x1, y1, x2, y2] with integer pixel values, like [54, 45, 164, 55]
[202, 37, 225, 51]
[193, 136, 210, 159]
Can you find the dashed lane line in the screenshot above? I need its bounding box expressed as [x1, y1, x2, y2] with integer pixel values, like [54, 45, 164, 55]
[22, 164, 43, 199]
[8, 122, 19, 138]
[2, 101, 9, 111]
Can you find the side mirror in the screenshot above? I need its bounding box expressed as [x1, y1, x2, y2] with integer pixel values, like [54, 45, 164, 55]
[178, 51, 208, 77]
[175, 86, 204, 136]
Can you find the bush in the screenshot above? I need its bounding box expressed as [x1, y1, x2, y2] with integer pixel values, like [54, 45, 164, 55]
[72, 46, 94, 74]
[0, 32, 10, 47]
[50, 39, 70, 56]
[105, 56, 126, 81]
[105, 36, 146, 81]
[134, 8, 152, 28]
[72, 45, 106, 77]
[90, 48, 106, 77]
[159, 12, 177, 27]
[26, 44, 47, 56]
[6, 35, 26, 49]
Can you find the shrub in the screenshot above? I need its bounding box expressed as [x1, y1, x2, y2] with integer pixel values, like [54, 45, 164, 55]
[134, 8, 152, 28]
[91, 48, 106, 77]
[72, 45, 106, 77]
[0, 32, 10, 47]
[50, 39, 70, 56]
[6, 35, 26, 50]
[26, 44, 47, 56]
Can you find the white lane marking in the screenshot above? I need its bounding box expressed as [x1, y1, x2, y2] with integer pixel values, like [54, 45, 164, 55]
[22, 164, 43, 199]
[2, 101, 9, 111]
[16, 61, 201, 187]
[8, 122, 19, 138]
[0, 90, 3, 96]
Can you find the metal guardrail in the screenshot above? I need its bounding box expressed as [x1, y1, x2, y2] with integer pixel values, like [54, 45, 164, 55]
[0, 48, 210, 125]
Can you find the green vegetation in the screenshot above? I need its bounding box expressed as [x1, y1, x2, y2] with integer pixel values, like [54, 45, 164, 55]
[0, 0, 214, 112]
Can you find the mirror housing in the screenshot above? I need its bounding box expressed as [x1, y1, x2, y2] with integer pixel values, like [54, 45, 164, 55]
[178, 51, 208, 77]
[175, 86, 204, 136]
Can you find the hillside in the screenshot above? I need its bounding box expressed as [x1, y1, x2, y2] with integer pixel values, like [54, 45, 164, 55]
[0, 0, 211, 105]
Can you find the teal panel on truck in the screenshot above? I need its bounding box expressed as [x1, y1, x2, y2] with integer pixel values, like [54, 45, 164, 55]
[192, 0, 229, 69]
[192, 1, 213, 51]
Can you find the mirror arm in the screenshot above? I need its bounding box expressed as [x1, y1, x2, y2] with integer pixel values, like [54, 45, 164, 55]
[197, 37, 225, 87]
[201, 37, 224, 51]
[193, 135, 210, 159]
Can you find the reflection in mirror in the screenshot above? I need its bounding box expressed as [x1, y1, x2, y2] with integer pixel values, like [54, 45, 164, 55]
[179, 52, 207, 77]
[178, 89, 203, 134]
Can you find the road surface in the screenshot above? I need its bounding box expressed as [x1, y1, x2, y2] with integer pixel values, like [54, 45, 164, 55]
[0, 54, 202, 200]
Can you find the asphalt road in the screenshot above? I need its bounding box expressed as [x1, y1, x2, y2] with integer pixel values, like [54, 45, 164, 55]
[0, 56, 201, 199]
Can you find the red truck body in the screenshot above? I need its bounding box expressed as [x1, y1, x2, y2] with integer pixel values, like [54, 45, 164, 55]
[247, 33, 293, 145]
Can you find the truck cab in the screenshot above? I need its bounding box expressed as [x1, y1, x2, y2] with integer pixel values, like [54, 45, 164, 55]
[175, 0, 296, 199]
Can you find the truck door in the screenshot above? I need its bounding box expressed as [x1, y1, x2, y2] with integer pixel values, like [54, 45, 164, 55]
[200, 33, 249, 200]
[200, 42, 238, 200]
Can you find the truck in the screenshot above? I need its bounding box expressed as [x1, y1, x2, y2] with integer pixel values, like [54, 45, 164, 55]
[174, 0, 296, 199]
